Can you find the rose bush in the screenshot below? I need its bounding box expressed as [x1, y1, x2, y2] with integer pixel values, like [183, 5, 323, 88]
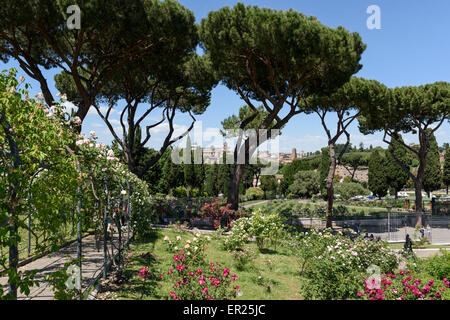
[199, 199, 246, 229]
[223, 209, 284, 252]
[291, 228, 398, 300]
[163, 232, 211, 267]
[232, 247, 257, 270]
[164, 260, 240, 300]
[357, 270, 450, 300]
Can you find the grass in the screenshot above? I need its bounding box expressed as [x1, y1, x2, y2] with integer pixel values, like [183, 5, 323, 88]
[106, 228, 303, 300]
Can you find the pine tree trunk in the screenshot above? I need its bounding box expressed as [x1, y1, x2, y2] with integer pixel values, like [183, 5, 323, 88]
[414, 180, 424, 227]
[325, 143, 336, 228]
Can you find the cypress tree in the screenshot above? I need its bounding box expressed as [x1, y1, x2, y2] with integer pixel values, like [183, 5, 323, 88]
[193, 145, 205, 192]
[368, 149, 388, 199]
[443, 148, 450, 195]
[205, 164, 219, 196]
[183, 135, 196, 197]
[386, 134, 409, 198]
[423, 133, 442, 197]
[217, 151, 232, 196]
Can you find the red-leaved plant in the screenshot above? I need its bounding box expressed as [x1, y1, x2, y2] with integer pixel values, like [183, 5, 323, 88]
[198, 199, 246, 229]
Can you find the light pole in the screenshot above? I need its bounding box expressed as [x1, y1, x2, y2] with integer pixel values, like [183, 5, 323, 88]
[386, 204, 392, 241]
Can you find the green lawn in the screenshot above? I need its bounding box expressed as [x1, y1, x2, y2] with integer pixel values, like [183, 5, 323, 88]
[105, 228, 304, 300]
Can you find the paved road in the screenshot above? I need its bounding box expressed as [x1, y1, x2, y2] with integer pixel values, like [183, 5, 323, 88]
[0, 233, 123, 300]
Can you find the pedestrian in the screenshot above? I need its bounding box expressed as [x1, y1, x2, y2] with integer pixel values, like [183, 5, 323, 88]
[426, 224, 431, 239]
[419, 226, 425, 238]
[404, 234, 413, 251]
[369, 234, 374, 242]
[363, 233, 369, 241]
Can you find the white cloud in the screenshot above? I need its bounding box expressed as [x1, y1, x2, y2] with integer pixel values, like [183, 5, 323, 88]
[62, 101, 77, 115]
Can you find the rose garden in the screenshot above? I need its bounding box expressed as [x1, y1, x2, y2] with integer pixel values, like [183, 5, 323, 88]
[0, 1, 449, 301]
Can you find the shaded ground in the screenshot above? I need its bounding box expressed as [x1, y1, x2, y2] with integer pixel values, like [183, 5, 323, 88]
[0, 233, 123, 300]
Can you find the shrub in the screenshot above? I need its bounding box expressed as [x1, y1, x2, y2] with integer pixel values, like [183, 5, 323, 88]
[223, 217, 253, 251]
[334, 182, 370, 200]
[232, 248, 257, 270]
[294, 229, 398, 300]
[288, 170, 320, 198]
[199, 200, 246, 229]
[223, 209, 284, 252]
[249, 210, 284, 251]
[164, 259, 240, 300]
[173, 186, 187, 198]
[421, 250, 450, 280]
[172, 186, 201, 198]
[245, 187, 264, 201]
[163, 232, 211, 267]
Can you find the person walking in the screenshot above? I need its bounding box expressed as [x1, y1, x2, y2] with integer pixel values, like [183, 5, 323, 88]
[426, 224, 431, 240]
[419, 226, 425, 238]
[404, 234, 413, 252]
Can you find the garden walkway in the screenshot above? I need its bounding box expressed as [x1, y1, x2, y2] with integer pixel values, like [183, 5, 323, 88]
[0, 233, 122, 300]
[241, 200, 269, 208]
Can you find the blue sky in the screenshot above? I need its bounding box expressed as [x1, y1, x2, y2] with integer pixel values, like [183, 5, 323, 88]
[1, 0, 449, 153]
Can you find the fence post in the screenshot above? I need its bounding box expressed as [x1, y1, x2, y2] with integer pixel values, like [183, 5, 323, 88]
[126, 180, 131, 246]
[75, 162, 82, 301]
[103, 182, 108, 279]
[27, 214, 31, 256]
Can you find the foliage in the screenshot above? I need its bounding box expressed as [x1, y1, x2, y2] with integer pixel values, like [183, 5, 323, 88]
[164, 259, 240, 300]
[245, 187, 264, 201]
[444, 149, 450, 192]
[421, 250, 450, 280]
[359, 81, 450, 213]
[0, 70, 78, 298]
[259, 175, 278, 195]
[357, 270, 450, 300]
[283, 228, 398, 299]
[200, 3, 365, 208]
[368, 150, 388, 199]
[231, 248, 257, 271]
[45, 260, 81, 300]
[341, 152, 370, 179]
[334, 182, 370, 200]
[288, 170, 320, 198]
[385, 134, 409, 197]
[163, 232, 211, 267]
[223, 209, 284, 252]
[199, 200, 246, 229]
[423, 132, 442, 195]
